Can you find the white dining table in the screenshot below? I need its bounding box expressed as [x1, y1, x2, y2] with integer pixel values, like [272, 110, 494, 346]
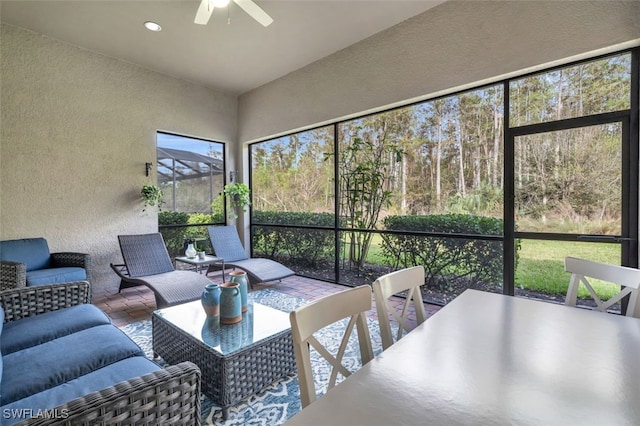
[284, 289, 640, 426]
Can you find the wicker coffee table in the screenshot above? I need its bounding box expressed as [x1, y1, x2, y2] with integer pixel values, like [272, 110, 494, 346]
[152, 298, 295, 419]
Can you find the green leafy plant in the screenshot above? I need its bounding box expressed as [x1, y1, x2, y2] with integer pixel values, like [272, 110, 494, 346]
[381, 214, 508, 290]
[141, 184, 164, 211]
[325, 130, 403, 271]
[223, 182, 251, 219]
[252, 211, 336, 266]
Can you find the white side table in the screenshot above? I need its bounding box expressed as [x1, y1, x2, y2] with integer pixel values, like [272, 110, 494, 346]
[175, 255, 225, 281]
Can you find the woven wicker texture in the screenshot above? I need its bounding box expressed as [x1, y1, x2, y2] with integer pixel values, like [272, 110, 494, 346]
[152, 311, 295, 411]
[207, 226, 295, 285]
[207, 226, 249, 262]
[135, 271, 212, 308]
[0, 260, 27, 291]
[0, 281, 90, 322]
[118, 234, 175, 278]
[14, 362, 201, 426]
[0, 249, 91, 291]
[113, 234, 212, 308]
[1, 281, 202, 426]
[51, 252, 92, 283]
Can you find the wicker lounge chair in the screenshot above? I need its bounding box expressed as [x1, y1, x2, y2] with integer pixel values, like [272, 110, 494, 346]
[110, 233, 212, 308]
[207, 225, 295, 288]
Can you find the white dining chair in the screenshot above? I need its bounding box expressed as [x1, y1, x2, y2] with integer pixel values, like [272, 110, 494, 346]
[373, 266, 427, 350]
[564, 256, 640, 317]
[289, 285, 374, 408]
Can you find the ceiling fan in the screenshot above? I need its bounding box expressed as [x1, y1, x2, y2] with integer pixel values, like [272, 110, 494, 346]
[194, 0, 273, 27]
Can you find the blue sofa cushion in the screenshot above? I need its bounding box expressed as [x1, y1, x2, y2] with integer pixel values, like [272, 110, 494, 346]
[0, 357, 160, 426]
[1, 304, 111, 354]
[0, 306, 4, 390]
[0, 238, 51, 272]
[1, 325, 144, 405]
[26, 267, 87, 286]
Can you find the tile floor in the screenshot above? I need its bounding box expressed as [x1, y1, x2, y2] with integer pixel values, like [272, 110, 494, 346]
[93, 270, 442, 328]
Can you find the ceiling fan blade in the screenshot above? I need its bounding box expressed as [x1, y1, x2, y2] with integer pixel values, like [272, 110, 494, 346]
[194, 0, 215, 25]
[233, 0, 273, 27]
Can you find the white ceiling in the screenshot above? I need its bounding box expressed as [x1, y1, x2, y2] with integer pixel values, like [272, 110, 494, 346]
[1, 0, 444, 95]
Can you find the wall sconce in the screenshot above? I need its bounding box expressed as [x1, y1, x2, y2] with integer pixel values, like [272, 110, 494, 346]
[229, 170, 237, 182]
[145, 162, 153, 177]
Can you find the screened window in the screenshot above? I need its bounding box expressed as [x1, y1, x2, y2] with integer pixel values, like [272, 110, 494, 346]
[251, 126, 334, 219]
[157, 132, 225, 214]
[248, 49, 637, 307]
[509, 54, 631, 127]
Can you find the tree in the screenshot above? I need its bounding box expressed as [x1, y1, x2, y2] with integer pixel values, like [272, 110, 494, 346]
[331, 116, 404, 271]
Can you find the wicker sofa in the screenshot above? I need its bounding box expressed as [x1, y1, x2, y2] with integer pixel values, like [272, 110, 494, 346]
[0, 281, 201, 425]
[0, 238, 92, 292]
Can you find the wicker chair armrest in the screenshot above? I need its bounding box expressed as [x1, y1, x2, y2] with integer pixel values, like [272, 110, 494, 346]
[0, 281, 91, 323]
[50, 252, 90, 268]
[1, 260, 27, 291]
[15, 362, 202, 426]
[51, 252, 92, 280]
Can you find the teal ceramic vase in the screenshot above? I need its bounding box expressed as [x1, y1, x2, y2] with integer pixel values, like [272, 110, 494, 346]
[220, 282, 242, 324]
[201, 283, 221, 317]
[229, 271, 248, 312]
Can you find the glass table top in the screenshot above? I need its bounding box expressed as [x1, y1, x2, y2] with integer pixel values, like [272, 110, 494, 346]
[154, 299, 291, 356]
[174, 255, 223, 265]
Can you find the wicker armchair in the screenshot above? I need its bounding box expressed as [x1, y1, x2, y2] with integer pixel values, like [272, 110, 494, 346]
[0, 238, 92, 292]
[0, 282, 202, 426]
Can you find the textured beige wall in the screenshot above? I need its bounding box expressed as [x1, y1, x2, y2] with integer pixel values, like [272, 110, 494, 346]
[0, 24, 237, 292]
[238, 0, 640, 142]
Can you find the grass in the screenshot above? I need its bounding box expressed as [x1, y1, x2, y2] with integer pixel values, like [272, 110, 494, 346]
[338, 233, 386, 265]
[342, 233, 621, 300]
[515, 240, 620, 299]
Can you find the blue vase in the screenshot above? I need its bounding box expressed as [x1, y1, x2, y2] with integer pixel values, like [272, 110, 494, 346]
[220, 282, 242, 324]
[201, 283, 221, 317]
[229, 271, 248, 313]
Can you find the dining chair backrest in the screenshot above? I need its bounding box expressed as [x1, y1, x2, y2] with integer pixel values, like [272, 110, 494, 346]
[373, 266, 427, 350]
[564, 256, 640, 318]
[289, 285, 374, 408]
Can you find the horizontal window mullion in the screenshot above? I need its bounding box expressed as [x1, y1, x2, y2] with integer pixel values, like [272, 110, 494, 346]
[509, 110, 630, 136]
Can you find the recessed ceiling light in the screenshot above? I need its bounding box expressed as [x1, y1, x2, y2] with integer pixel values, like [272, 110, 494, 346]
[144, 21, 162, 32]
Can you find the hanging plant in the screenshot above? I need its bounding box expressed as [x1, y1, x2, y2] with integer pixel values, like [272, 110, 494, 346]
[141, 184, 164, 212]
[223, 182, 251, 219]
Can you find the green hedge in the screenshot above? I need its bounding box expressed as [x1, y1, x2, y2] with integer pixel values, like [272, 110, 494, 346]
[158, 211, 223, 257]
[252, 211, 335, 266]
[158, 211, 190, 257]
[381, 214, 505, 288]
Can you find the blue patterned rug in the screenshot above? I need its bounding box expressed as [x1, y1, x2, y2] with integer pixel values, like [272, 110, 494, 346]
[120, 289, 388, 425]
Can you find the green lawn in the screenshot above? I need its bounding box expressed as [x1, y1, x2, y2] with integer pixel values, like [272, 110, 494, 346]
[515, 240, 620, 299]
[348, 233, 621, 300]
